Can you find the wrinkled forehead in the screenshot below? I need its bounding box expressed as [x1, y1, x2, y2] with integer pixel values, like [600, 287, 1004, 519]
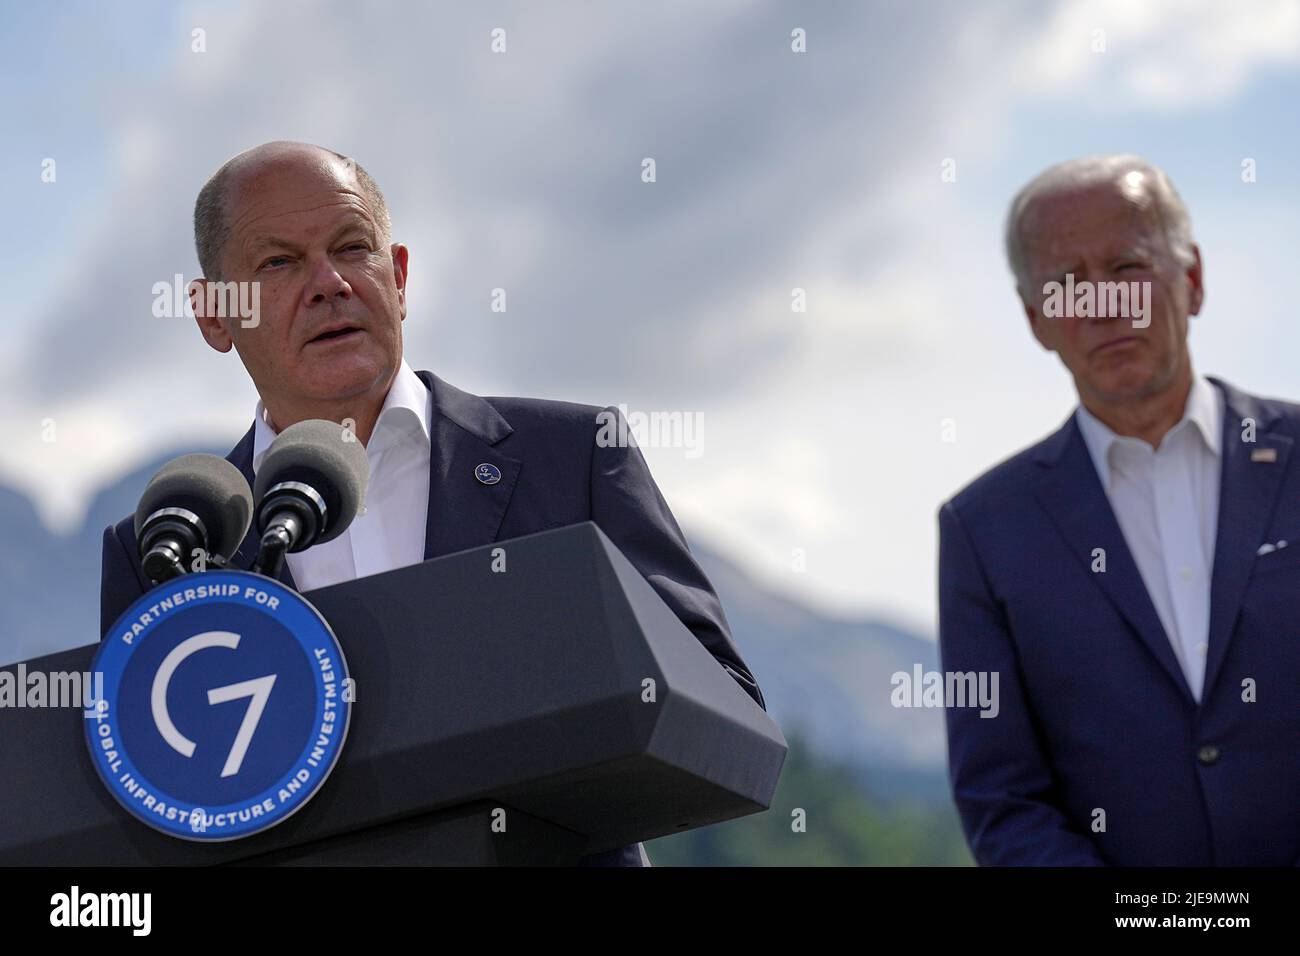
[1019, 176, 1166, 268]
[226, 152, 368, 233]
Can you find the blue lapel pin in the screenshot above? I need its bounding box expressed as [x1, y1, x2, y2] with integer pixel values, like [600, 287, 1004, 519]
[475, 462, 502, 485]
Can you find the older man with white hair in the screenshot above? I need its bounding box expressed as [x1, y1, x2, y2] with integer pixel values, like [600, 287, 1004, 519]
[938, 154, 1300, 866]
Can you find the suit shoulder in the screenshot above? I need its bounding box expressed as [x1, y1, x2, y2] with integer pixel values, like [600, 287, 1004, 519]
[942, 427, 1064, 520]
[1252, 392, 1300, 431]
[483, 394, 608, 435]
[1211, 375, 1300, 434]
[107, 513, 138, 551]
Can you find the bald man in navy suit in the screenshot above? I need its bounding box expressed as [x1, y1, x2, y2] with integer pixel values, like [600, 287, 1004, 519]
[99, 141, 765, 867]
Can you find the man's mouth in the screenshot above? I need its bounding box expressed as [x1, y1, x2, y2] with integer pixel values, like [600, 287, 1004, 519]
[1091, 336, 1140, 356]
[306, 324, 363, 346]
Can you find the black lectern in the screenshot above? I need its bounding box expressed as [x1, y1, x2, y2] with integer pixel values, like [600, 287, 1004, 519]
[0, 522, 786, 864]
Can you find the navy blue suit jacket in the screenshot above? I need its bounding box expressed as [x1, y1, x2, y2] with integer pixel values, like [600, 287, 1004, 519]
[939, 377, 1300, 866]
[100, 369, 765, 866]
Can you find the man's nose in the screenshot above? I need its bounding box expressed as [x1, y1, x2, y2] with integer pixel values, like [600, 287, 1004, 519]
[304, 256, 352, 303]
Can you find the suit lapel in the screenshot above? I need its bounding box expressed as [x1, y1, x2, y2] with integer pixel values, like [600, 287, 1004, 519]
[416, 370, 521, 559]
[220, 371, 522, 587]
[1033, 415, 1194, 702]
[1204, 377, 1293, 697]
[224, 424, 298, 590]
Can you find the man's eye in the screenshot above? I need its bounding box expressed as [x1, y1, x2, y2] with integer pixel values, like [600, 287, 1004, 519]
[341, 243, 368, 252]
[260, 257, 289, 270]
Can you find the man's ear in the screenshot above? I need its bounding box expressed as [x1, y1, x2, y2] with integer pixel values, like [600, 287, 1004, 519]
[190, 278, 233, 353]
[390, 243, 410, 322]
[1023, 293, 1054, 352]
[1185, 243, 1205, 316]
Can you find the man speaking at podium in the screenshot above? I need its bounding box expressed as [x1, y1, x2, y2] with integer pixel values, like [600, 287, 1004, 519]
[99, 140, 765, 867]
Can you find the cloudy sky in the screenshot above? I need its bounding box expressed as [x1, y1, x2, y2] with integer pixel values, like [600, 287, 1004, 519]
[3, 0, 1300, 637]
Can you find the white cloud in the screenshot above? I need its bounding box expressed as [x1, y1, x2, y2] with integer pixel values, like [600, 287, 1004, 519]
[3, 0, 1300, 636]
[1018, 0, 1300, 109]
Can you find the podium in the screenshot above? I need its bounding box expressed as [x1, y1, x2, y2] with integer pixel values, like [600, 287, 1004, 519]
[0, 522, 787, 865]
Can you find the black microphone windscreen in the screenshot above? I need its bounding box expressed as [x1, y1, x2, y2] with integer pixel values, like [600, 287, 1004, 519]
[253, 419, 370, 544]
[133, 453, 254, 562]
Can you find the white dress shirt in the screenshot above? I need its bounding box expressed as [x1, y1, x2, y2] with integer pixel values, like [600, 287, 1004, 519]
[251, 359, 433, 592]
[1075, 374, 1223, 702]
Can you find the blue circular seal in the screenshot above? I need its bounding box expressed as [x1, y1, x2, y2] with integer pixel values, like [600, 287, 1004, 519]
[474, 462, 502, 485]
[87, 570, 351, 842]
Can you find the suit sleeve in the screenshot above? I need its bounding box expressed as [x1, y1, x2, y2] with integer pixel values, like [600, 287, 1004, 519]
[589, 406, 765, 711]
[938, 500, 1106, 866]
[100, 523, 150, 639]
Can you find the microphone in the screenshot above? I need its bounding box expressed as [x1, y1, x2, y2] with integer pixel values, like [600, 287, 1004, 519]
[251, 419, 370, 578]
[134, 454, 255, 585]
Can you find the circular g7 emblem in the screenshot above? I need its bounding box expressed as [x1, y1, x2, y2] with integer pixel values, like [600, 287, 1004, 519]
[87, 570, 350, 841]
